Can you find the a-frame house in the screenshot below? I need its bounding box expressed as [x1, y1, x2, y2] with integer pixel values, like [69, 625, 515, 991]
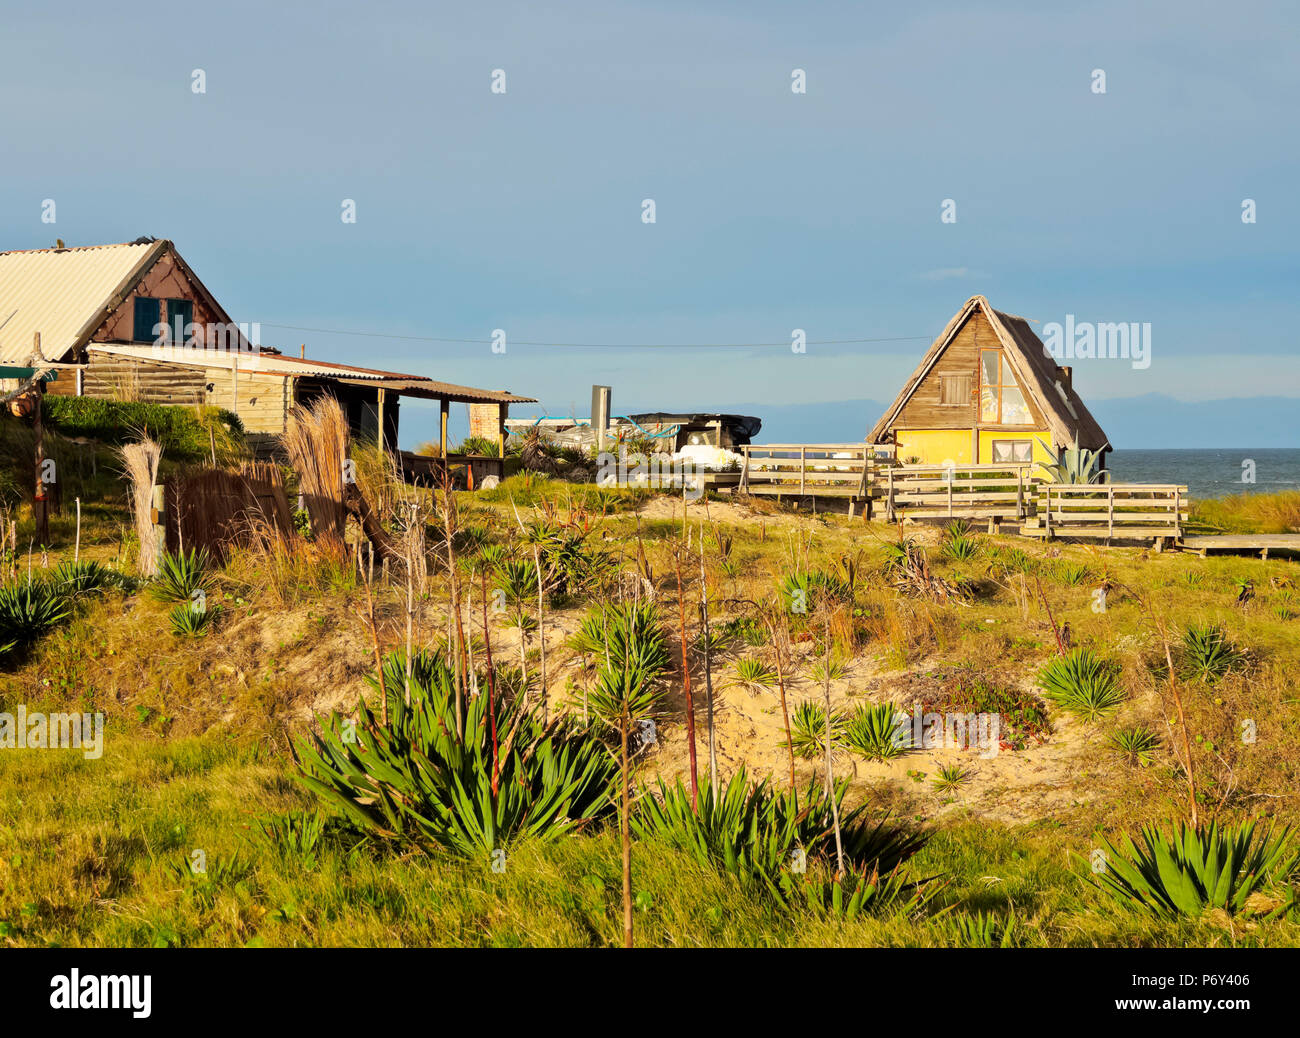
[867, 296, 1110, 468]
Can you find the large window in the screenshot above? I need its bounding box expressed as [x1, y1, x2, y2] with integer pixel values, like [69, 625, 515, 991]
[980, 349, 1032, 424]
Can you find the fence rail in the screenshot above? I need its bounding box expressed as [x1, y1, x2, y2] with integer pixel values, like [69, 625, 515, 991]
[1021, 483, 1188, 542]
[881, 463, 1035, 521]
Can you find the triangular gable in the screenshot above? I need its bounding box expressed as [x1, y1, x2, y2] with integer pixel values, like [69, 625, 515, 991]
[867, 296, 1109, 451]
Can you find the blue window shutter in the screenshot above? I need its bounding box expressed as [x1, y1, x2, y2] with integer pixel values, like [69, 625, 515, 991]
[168, 299, 194, 345]
[133, 297, 161, 343]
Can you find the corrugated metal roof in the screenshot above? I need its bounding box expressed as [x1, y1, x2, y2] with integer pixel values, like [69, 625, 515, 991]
[88, 345, 537, 404]
[0, 242, 159, 365]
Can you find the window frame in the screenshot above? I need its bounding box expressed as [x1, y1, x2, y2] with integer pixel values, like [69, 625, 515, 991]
[991, 439, 1033, 464]
[979, 348, 1033, 425]
[938, 373, 971, 407]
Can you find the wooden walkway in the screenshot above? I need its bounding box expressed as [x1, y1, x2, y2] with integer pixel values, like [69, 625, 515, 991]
[1180, 534, 1300, 559]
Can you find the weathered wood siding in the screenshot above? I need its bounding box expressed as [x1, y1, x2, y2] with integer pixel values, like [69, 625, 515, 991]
[892, 310, 1048, 432]
[46, 351, 206, 404]
[89, 249, 233, 346]
[204, 366, 291, 434]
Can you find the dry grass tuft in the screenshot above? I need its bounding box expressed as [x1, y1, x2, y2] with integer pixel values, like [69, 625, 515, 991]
[117, 437, 162, 576]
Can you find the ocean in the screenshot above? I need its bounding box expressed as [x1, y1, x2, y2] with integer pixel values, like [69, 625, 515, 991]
[1107, 448, 1300, 501]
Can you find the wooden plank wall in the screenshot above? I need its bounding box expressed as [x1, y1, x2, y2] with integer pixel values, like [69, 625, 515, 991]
[203, 366, 290, 434]
[46, 351, 206, 404]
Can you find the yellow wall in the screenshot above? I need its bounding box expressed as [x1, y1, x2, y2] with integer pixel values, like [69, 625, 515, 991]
[976, 430, 1054, 467]
[893, 429, 973, 466]
[894, 428, 1053, 466]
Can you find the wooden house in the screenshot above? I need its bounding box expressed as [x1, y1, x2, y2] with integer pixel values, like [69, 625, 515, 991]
[0, 239, 534, 452]
[867, 296, 1110, 468]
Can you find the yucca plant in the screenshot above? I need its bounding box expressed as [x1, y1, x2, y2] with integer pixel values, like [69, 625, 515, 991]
[634, 767, 926, 903]
[732, 656, 777, 694]
[808, 653, 848, 684]
[1037, 648, 1125, 722]
[1053, 560, 1092, 587]
[1107, 725, 1161, 768]
[568, 602, 670, 676]
[1181, 622, 1245, 684]
[49, 560, 121, 598]
[587, 640, 667, 949]
[800, 861, 940, 920]
[931, 762, 972, 794]
[294, 649, 619, 860]
[845, 702, 907, 761]
[791, 700, 847, 760]
[169, 601, 221, 637]
[940, 910, 1019, 948]
[940, 524, 981, 562]
[0, 582, 70, 646]
[1090, 819, 1299, 919]
[149, 548, 214, 604]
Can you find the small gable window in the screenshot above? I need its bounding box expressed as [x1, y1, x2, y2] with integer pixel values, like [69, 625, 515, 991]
[980, 349, 1033, 425]
[132, 297, 161, 343]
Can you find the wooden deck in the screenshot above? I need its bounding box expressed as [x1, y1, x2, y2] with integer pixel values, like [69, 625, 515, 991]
[1180, 534, 1300, 558]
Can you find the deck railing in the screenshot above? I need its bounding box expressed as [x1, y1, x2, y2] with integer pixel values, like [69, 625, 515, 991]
[1022, 483, 1189, 541]
[881, 463, 1035, 521]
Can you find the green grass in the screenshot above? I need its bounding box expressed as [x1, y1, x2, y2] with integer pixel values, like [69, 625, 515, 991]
[1, 731, 1295, 947]
[42, 397, 245, 464]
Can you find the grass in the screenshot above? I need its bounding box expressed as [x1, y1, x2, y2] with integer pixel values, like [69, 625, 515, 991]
[1, 730, 1296, 947]
[2, 467, 1300, 946]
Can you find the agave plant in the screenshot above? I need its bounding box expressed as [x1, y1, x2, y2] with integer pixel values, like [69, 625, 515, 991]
[845, 702, 908, 761]
[1037, 648, 1125, 722]
[790, 700, 847, 760]
[0, 582, 70, 646]
[1181, 622, 1245, 684]
[633, 767, 927, 902]
[800, 861, 940, 920]
[294, 649, 620, 858]
[1036, 435, 1109, 484]
[1090, 819, 1299, 919]
[150, 548, 214, 604]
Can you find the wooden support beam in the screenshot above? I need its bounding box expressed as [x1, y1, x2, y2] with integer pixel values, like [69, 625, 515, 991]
[440, 397, 450, 459]
[377, 388, 386, 453]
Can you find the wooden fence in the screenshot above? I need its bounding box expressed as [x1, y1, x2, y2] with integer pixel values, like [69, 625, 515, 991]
[1021, 483, 1188, 543]
[880, 463, 1035, 522]
[727, 444, 891, 498]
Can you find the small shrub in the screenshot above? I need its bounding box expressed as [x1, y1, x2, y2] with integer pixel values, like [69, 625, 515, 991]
[0, 582, 70, 646]
[169, 602, 221, 637]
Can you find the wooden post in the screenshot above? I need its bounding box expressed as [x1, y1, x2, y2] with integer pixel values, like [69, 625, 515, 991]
[75, 498, 81, 564]
[497, 402, 507, 459]
[739, 445, 750, 492]
[1107, 485, 1115, 540]
[1174, 486, 1182, 539]
[377, 388, 386, 453]
[887, 466, 895, 522]
[149, 483, 166, 572]
[1016, 468, 1024, 519]
[1044, 485, 1052, 539]
[799, 447, 806, 497]
[440, 397, 450, 459]
[31, 333, 49, 546]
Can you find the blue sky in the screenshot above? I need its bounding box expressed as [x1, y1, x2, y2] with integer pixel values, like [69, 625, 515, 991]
[3, 0, 1297, 446]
